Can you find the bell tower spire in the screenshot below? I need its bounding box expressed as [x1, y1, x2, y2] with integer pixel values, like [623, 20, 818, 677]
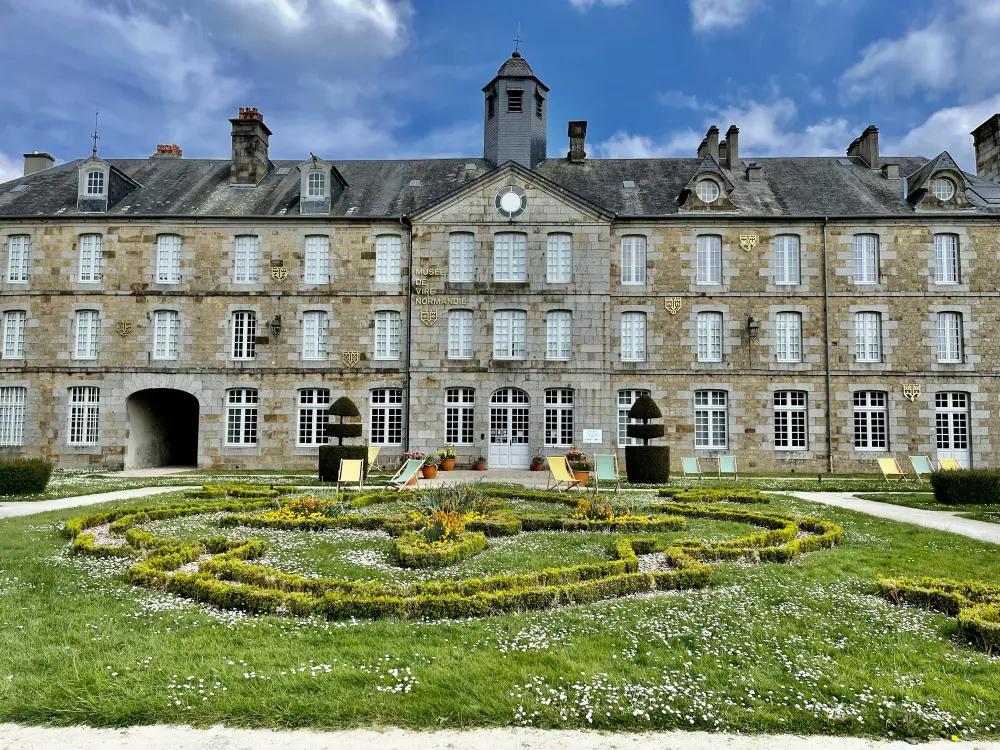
[482, 45, 548, 169]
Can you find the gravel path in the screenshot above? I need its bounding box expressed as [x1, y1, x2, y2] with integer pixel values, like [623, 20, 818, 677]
[1, 725, 995, 750]
[787, 491, 1000, 545]
[0, 486, 198, 519]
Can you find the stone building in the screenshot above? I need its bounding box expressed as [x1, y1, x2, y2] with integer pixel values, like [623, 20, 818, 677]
[2, 52, 1000, 473]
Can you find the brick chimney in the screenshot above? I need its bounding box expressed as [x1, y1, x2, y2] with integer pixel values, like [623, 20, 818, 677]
[230, 107, 272, 185]
[725, 125, 739, 170]
[567, 121, 587, 163]
[150, 144, 182, 159]
[846, 125, 879, 168]
[705, 125, 720, 161]
[22, 152, 54, 176]
[972, 114, 1000, 182]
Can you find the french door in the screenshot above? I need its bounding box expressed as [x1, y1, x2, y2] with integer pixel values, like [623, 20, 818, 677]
[489, 388, 530, 468]
[935, 392, 971, 469]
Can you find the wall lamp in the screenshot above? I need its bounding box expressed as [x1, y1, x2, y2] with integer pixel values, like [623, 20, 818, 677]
[747, 315, 759, 341]
[269, 314, 283, 338]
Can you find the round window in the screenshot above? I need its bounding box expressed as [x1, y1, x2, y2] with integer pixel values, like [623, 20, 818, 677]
[931, 177, 956, 201]
[695, 179, 720, 203]
[495, 186, 527, 218]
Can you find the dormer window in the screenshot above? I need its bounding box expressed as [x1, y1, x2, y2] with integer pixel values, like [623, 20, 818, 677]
[931, 177, 955, 202]
[307, 172, 325, 198]
[696, 179, 720, 203]
[86, 170, 105, 195]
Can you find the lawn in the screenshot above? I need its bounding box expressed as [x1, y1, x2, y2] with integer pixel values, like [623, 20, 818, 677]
[856, 492, 1000, 524]
[1, 486, 999, 740]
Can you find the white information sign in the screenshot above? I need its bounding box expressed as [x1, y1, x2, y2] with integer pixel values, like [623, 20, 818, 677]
[581, 429, 603, 444]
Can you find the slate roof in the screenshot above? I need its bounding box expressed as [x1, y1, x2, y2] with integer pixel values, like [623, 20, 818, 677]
[2, 152, 1000, 219]
[496, 51, 535, 78]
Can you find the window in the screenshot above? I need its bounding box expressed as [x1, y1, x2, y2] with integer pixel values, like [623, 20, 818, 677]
[375, 235, 401, 283]
[448, 310, 473, 359]
[487, 94, 496, 119]
[535, 92, 544, 118]
[445, 387, 475, 445]
[617, 389, 650, 446]
[507, 89, 523, 113]
[494, 233, 527, 282]
[231, 311, 256, 360]
[78, 234, 102, 283]
[493, 309, 527, 359]
[302, 311, 328, 360]
[696, 235, 722, 284]
[7, 235, 29, 283]
[546, 310, 572, 360]
[370, 388, 403, 445]
[234, 235, 259, 283]
[0, 387, 25, 446]
[936, 311, 963, 363]
[621, 236, 646, 285]
[297, 388, 330, 445]
[225, 389, 258, 445]
[68, 386, 100, 445]
[854, 312, 882, 362]
[449, 233, 474, 282]
[853, 234, 879, 284]
[774, 391, 807, 450]
[621, 312, 646, 362]
[775, 312, 802, 362]
[696, 311, 723, 362]
[74, 309, 99, 360]
[544, 389, 574, 447]
[934, 234, 959, 284]
[547, 234, 572, 283]
[3, 311, 25, 359]
[304, 236, 330, 284]
[85, 170, 104, 195]
[152, 310, 179, 360]
[307, 172, 326, 198]
[374, 311, 401, 360]
[695, 179, 720, 203]
[695, 390, 728, 449]
[156, 235, 181, 284]
[931, 177, 955, 201]
[853, 391, 887, 450]
[774, 235, 800, 285]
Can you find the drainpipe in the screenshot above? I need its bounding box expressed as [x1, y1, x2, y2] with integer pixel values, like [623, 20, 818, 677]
[402, 216, 413, 453]
[822, 217, 834, 473]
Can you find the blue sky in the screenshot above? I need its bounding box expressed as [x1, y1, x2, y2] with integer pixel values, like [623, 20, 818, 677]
[2, 0, 1000, 182]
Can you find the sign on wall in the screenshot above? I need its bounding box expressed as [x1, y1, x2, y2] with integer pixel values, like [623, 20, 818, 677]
[582, 429, 603, 444]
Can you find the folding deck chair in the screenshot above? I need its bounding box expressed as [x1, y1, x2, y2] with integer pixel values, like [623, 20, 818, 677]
[367, 446, 381, 473]
[593, 454, 621, 493]
[878, 458, 907, 482]
[681, 457, 703, 480]
[938, 458, 962, 472]
[336, 459, 364, 492]
[546, 456, 582, 492]
[718, 455, 738, 480]
[908, 455, 934, 483]
[388, 458, 423, 490]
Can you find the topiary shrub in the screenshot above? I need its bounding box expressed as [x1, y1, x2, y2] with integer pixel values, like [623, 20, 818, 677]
[625, 395, 669, 484]
[326, 397, 363, 445]
[319, 396, 367, 482]
[929, 469, 1000, 505]
[0, 458, 53, 495]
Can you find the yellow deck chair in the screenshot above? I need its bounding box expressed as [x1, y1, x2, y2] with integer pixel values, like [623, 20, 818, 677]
[878, 458, 906, 482]
[938, 458, 962, 472]
[367, 446, 381, 473]
[546, 456, 582, 492]
[336, 459, 364, 492]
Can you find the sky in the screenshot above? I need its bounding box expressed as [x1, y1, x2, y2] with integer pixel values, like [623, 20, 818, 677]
[2, 0, 1000, 183]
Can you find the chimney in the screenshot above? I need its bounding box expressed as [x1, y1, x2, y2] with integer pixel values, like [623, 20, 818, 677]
[705, 125, 720, 161]
[567, 121, 587, 163]
[725, 125, 739, 170]
[697, 138, 708, 159]
[718, 140, 727, 164]
[22, 152, 55, 176]
[972, 114, 1000, 182]
[230, 107, 272, 185]
[746, 162, 763, 182]
[881, 163, 900, 180]
[847, 125, 879, 168]
[151, 144, 182, 159]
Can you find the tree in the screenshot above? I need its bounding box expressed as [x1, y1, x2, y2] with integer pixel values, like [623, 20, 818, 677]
[319, 396, 367, 482]
[624, 394, 669, 483]
[326, 396, 362, 446]
[626, 395, 665, 446]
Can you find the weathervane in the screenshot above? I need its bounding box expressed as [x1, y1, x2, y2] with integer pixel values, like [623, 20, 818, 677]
[513, 23, 522, 52]
[91, 108, 100, 157]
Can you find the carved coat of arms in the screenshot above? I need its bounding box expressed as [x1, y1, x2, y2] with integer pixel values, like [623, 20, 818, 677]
[341, 351, 360, 368]
[663, 297, 682, 315]
[270, 265, 288, 282]
[739, 233, 759, 252]
[116, 320, 132, 337]
[902, 384, 921, 403]
[420, 308, 438, 327]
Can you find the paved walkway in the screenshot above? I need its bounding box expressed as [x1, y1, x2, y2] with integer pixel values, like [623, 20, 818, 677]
[0, 725, 993, 750]
[788, 491, 1000, 545]
[0, 486, 197, 519]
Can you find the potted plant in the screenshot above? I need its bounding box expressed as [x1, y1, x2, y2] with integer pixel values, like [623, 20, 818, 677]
[439, 447, 457, 472]
[530, 455, 545, 472]
[625, 394, 670, 484]
[473, 455, 487, 471]
[565, 447, 592, 484]
[318, 397, 366, 482]
[421, 452, 440, 479]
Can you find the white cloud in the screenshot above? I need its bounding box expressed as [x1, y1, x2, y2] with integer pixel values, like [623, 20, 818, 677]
[890, 94, 1000, 169]
[593, 130, 701, 158]
[569, 0, 632, 10]
[0, 153, 21, 184]
[689, 0, 765, 32]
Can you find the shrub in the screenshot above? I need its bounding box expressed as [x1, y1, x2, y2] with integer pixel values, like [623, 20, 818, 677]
[318, 445, 369, 482]
[624, 446, 670, 484]
[394, 531, 487, 568]
[929, 469, 1000, 505]
[326, 397, 363, 445]
[658, 487, 768, 504]
[0, 458, 53, 495]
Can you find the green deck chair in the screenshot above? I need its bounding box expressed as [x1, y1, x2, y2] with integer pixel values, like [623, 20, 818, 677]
[388, 458, 422, 491]
[681, 457, 703, 480]
[908, 455, 933, 483]
[718, 455, 738, 479]
[593, 454, 620, 493]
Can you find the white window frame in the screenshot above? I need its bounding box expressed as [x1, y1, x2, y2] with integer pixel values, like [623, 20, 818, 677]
[234, 235, 259, 283]
[774, 391, 807, 451]
[696, 235, 722, 285]
[774, 234, 800, 285]
[546, 310, 572, 360]
[936, 311, 963, 363]
[78, 234, 102, 283]
[74, 309, 100, 360]
[544, 388, 575, 447]
[694, 390, 728, 449]
[775, 312, 802, 363]
[7, 235, 29, 284]
[156, 234, 181, 284]
[374, 310, 401, 360]
[933, 234, 959, 285]
[85, 170, 105, 196]
[931, 177, 955, 202]
[853, 390, 887, 451]
[494, 233, 527, 282]
[493, 309, 527, 360]
[547, 233, 572, 283]
[854, 312, 882, 363]
[696, 311, 723, 362]
[370, 388, 403, 446]
[621, 312, 646, 362]
[307, 172, 326, 198]
[302, 310, 329, 361]
[853, 234, 879, 284]
[68, 386, 101, 446]
[0, 386, 25, 446]
[621, 236, 646, 285]
[617, 389, 651, 446]
[375, 235, 402, 284]
[225, 388, 258, 446]
[445, 387, 475, 445]
[695, 179, 720, 203]
[297, 388, 330, 446]
[448, 309, 473, 360]
[3, 310, 25, 360]
[152, 310, 179, 360]
[304, 235, 330, 284]
[231, 311, 257, 360]
[449, 233, 475, 283]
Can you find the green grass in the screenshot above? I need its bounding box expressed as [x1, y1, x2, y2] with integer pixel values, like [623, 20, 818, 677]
[2, 489, 1000, 738]
[855, 493, 1000, 524]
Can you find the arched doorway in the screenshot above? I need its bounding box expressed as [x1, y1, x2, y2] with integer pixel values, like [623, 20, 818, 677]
[489, 388, 530, 469]
[125, 389, 199, 470]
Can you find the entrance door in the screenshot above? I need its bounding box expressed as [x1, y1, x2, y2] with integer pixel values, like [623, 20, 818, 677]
[125, 389, 200, 470]
[489, 388, 530, 468]
[935, 392, 971, 469]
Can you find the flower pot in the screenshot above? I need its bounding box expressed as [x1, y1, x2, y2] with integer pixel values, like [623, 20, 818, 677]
[441, 458, 456, 471]
[421, 465, 438, 479]
[530, 462, 544, 472]
[473, 461, 487, 471]
[573, 470, 590, 484]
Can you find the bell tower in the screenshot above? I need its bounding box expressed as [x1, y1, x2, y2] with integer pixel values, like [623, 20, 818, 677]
[483, 50, 548, 169]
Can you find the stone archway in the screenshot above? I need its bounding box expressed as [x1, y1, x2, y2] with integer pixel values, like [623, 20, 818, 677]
[125, 389, 199, 470]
